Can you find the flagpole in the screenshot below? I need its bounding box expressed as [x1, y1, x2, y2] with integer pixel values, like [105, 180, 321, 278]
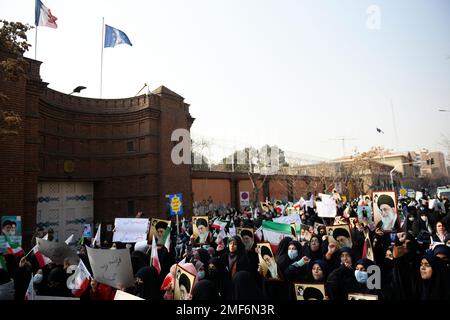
[34, 27, 38, 60]
[100, 17, 105, 98]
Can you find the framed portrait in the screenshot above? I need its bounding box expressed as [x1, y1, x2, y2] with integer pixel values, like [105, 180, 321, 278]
[192, 216, 209, 244]
[256, 242, 281, 280]
[300, 224, 313, 241]
[326, 224, 352, 249]
[348, 293, 378, 300]
[149, 218, 170, 244]
[174, 264, 197, 301]
[237, 227, 255, 251]
[294, 283, 326, 301]
[314, 222, 325, 235]
[357, 206, 373, 225]
[290, 223, 297, 238]
[349, 217, 358, 229]
[372, 191, 398, 232]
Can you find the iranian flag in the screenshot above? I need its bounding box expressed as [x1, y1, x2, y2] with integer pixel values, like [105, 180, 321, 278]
[70, 260, 91, 297]
[162, 222, 171, 253]
[24, 275, 34, 300]
[261, 220, 293, 253]
[32, 245, 52, 268]
[293, 197, 305, 210]
[150, 235, 161, 274]
[5, 236, 24, 257]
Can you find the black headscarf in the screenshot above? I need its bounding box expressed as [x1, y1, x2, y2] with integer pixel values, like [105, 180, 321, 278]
[416, 254, 450, 300]
[196, 248, 211, 267]
[135, 266, 162, 300]
[191, 279, 220, 300]
[131, 250, 147, 276]
[231, 271, 266, 300]
[275, 236, 293, 261]
[277, 240, 302, 273]
[304, 235, 323, 261]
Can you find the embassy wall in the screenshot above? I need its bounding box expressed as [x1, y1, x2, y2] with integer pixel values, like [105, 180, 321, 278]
[0, 53, 194, 248]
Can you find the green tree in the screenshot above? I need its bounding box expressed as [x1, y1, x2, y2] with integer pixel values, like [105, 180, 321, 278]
[0, 20, 33, 136]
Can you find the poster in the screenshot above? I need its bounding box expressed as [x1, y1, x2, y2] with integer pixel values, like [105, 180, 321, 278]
[372, 191, 398, 231]
[148, 218, 170, 244]
[326, 224, 352, 249]
[294, 283, 326, 300]
[174, 264, 196, 300]
[357, 206, 373, 225]
[112, 218, 149, 243]
[192, 216, 209, 245]
[86, 247, 134, 290]
[256, 242, 281, 280]
[316, 197, 337, 218]
[237, 227, 255, 251]
[83, 224, 92, 238]
[0, 216, 22, 253]
[36, 238, 79, 265]
[169, 193, 184, 216]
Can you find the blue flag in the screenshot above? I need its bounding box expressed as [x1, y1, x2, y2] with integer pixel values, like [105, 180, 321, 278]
[104, 24, 132, 48]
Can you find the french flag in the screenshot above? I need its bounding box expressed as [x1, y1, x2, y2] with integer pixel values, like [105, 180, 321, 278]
[35, 0, 58, 28]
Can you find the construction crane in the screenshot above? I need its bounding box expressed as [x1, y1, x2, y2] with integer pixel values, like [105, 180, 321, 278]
[329, 137, 358, 157]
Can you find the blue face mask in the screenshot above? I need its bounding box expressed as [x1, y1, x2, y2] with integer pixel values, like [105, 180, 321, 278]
[354, 270, 368, 284]
[33, 274, 43, 284]
[288, 250, 298, 260]
[197, 271, 205, 280]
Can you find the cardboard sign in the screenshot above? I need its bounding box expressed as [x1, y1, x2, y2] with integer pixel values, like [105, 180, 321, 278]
[174, 264, 196, 300]
[37, 238, 79, 265]
[316, 198, 337, 218]
[112, 218, 149, 243]
[86, 247, 134, 290]
[294, 283, 326, 301]
[114, 290, 144, 300]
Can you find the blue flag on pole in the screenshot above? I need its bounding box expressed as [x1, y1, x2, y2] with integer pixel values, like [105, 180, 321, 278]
[104, 24, 132, 48]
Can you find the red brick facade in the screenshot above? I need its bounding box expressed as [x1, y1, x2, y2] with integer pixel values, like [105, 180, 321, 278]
[0, 53, 194, 245]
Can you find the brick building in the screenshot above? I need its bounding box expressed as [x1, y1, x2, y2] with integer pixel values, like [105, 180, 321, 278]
[0, 53, 194, 245]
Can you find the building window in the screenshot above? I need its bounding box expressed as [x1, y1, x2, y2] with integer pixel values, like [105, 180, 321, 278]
[127, 141, 135, 152]
[127, 200, 135, 217]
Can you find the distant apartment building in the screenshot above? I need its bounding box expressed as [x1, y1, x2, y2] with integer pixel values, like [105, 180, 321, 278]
[416, 149, 448, 177]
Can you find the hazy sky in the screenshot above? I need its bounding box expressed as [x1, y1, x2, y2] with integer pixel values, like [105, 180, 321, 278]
[2, 0, 449, 161]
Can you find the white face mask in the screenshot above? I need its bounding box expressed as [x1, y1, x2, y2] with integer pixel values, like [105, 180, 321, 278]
[33, 274, 43, 284]
[420, 216, 427, 222]
[408, 217, 415, 222]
